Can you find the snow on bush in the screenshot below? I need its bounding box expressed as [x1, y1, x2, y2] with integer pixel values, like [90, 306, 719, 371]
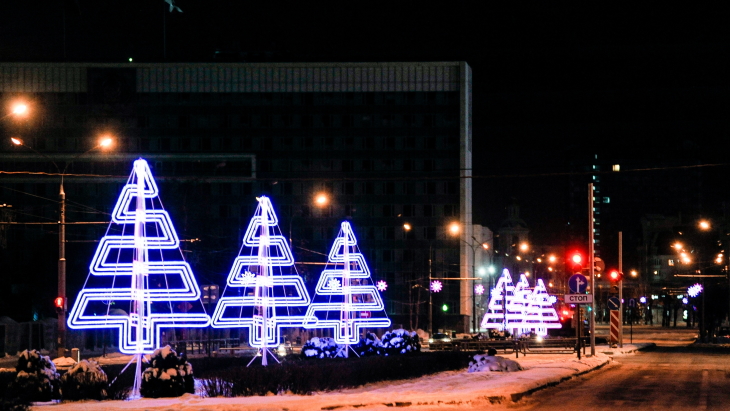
[302, 330, 420, 359]
[301, 337, 345, 358]
[59, 359, 108, 401]
[140, 345, 194, 398]
[380, 329, 421, 356]
[10, 349, 60, 402]
[467, 354, 523, 373]
[354, 332, 383, 357]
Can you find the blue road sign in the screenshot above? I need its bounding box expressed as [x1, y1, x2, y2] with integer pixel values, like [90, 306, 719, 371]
[628, 298, 636, 308]
[608, 296, 620, 310]
[568, 274, 588, 294]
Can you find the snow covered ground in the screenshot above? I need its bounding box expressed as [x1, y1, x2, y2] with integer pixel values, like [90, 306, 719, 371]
[26, 344, 650, 411]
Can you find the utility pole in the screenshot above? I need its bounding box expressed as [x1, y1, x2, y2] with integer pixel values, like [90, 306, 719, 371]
[589, 183, 596, 356]
[58, 182, 67, 359]
[619, 231, 623, 348]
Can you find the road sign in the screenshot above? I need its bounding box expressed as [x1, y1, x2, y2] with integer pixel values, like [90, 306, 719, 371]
[594, 256, 605, 273]
[568, 274, 588, 294]
[360, 311, 371, 318]
[565, 294, 593, 304]
[628, 298, 636, 308]
[607, 296, 620, 310]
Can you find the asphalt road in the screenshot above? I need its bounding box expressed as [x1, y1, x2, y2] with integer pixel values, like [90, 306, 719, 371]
[500, 326, 730, 411]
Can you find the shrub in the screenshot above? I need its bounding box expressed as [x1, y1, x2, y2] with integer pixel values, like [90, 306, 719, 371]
[59, 359, 108, 401]
[301, 337, 344, 359]
[353, 332, 384, 357]
[140, 346, 194, 398]
[8, 350, 59, 403]
[380, 329, 421, 355]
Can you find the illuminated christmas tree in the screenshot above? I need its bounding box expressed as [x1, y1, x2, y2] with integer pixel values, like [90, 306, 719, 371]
[480, 269, 517, 331]
[211, 196, 310, 365]
[508, 274, 533, 336]
[67, 159, 210, 397]
[68, 159, 210, 354]
[525, 279, 561, 336]
[304, 221, 390, 356]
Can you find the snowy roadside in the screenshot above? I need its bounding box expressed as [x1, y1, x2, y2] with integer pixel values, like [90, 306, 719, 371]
[28, 348, 639, 411]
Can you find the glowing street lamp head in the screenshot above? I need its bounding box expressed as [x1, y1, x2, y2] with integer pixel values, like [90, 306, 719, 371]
[11, 103, 28, 116]
[673, 242, 683, 250]
[448, 222, 460, 236]
[314, 193, 329, 207]
[548, 255, 557, 263]
[99, 136, 113, 148]
[519, 242, 529, 252]
[482, 242, 490, 250]
[10, 137, 22, 146]
[403, 223, 411, 231]
[699, 220, 710, 231]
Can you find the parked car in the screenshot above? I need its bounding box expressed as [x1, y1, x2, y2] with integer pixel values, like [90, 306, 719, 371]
[428, 333, 452, 344]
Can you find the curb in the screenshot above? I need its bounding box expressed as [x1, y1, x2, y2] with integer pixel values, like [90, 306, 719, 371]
[508, 357, 612, 402]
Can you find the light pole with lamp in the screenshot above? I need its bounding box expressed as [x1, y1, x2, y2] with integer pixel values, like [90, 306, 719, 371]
[11, 136, 113, 358]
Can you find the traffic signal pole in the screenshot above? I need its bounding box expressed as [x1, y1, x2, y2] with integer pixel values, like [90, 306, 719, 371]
[588, 183, 596, 356]
[619, 231, 623, 348]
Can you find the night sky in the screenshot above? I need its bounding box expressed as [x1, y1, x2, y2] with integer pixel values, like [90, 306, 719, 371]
[2, 2, 728, 264]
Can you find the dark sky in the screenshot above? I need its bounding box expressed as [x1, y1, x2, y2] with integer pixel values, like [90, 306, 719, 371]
[2, 2, 728, 259]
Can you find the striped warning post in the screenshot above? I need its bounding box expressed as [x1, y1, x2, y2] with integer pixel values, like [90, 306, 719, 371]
[609, 310, 620, 345]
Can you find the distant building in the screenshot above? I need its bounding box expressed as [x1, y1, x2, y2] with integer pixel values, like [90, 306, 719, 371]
[0, 62, 478, 333]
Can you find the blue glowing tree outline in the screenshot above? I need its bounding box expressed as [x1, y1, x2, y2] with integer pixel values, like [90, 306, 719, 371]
[67, 159, 210, 355]
[304, 221, 391, 347]
[524, 279, 561, 336]
[211, 196, 311, 354]
[481, 269, 520, 331]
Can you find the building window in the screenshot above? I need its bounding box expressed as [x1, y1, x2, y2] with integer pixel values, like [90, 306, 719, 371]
[424, 227, 436, 240]
[383, 250, 393, 262]
[402, 204, 414, 217]
[382, 204, 393, 217]
[344, 182, 355, 195]
[668, 259, 675, 266]
[426, 182, 437, 195]
[423, 204, 433, 217]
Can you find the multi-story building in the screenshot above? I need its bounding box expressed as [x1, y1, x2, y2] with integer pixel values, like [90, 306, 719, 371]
[0, 62, 478, 345]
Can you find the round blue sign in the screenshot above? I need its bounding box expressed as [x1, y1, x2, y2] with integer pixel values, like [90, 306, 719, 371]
[568, 274, 588, 294]
[607, 296, 620, 310]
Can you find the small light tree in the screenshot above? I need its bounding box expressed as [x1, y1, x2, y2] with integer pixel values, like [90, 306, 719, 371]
[304, 221, 390, 357]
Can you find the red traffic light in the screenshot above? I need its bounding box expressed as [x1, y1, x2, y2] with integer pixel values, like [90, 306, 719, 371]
[569, 252, 584, 273]
[607, 269, 623, 282]
[54, 297, 65, 309]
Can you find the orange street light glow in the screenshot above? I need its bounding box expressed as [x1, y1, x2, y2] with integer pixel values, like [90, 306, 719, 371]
[315, 193, 328, 206]
[448, 222, 460, 235]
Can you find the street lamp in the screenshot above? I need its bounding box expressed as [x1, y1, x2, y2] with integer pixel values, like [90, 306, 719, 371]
[11, 135, 113, 358]
[448, 224, 491, 333]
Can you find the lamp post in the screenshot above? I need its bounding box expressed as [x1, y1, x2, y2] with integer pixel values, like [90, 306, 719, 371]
[11, 136, 113, 358]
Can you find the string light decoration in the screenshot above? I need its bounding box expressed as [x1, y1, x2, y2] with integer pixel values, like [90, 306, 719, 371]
[480, 269, 561, 336]
[524, 279, 561, 336]
[66, 159, 210, 398]
[481, 269, 517, 331]
[376, 280, 388, 292]
[474, 284, 485, 295]
[688, 283, 703, 298]
[211, 196, 310, 366]
[67, 159, 210, 354]
[430, 280, 443, 293]
[303, 222, 390, 355]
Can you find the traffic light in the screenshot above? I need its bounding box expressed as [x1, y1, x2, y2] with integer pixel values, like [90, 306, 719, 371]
[569, 252, 584, 273]
[54, 297, 65, 313]
[607, 269, 623, 282]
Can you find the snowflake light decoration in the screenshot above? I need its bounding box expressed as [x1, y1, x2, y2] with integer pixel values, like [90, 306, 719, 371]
[376, 280, 388, 291]
[688, 283, 703, 297]
[474, 284, 485, 295]
[240, 271, 256, 284]
[431, 280, 443, 293]
[328, 278, 342, 290]
[548, 295, 558, 304]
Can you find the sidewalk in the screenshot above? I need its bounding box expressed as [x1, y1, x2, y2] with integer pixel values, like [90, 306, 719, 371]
[31, 344, 653, 411]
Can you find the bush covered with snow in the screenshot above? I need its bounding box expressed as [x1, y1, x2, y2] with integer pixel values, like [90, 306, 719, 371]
[353, 332, 384, 356]
[59, 359, 108, 401]
[302, 330, 420, 360]
[140, 345, 194, 398]
[1, 369, 29, 411]
[8, 349, 59, 403]
[380, 329, 421, 356]
[301, 337, 345, 359]
[467, 354, 523, 373]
